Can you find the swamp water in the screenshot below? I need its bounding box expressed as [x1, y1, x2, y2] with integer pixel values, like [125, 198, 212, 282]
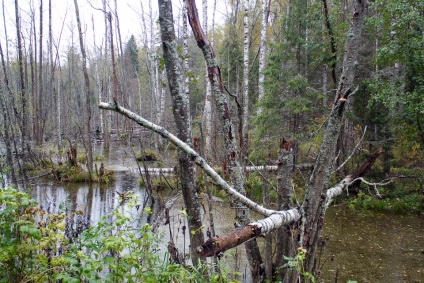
[27, 143, 424, 282]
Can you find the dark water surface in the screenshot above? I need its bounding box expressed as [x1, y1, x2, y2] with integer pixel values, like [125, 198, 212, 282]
[28, 143, 424, 282]
[320, 207, 424, 283]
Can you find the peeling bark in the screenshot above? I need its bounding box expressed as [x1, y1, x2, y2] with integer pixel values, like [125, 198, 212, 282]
[196, 211, 301, 257]
[196, 146, 381, 258]
[98, 93, 381, 263]
[185, 0, 262, 276]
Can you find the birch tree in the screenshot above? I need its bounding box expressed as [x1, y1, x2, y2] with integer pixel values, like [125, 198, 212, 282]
[202, 0, 213, 161]
[256, 0, 268, 116]
[241, 0, 250, 153]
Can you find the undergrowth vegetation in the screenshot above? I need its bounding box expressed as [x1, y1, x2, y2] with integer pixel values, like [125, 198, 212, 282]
[0, 187, 238, 283]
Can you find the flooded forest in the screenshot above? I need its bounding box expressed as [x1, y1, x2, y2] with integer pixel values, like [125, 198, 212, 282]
[0, 0, 423, 282]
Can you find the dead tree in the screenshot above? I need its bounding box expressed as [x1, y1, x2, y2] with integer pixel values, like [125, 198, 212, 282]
[73, 0, 93, 180]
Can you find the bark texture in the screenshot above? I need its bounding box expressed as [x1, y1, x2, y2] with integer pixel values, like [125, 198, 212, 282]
[98, 98, 382, 261]
[275, 138, 295, 282]
[14, 0, 30, 185]
[185, 0, 263, 276]
[73, 0, 93, 179]
[158, 0, 204, 265]
[301, 0, 368, 274]
[242, 0, 250, 151]
[256, 0, 268, 115]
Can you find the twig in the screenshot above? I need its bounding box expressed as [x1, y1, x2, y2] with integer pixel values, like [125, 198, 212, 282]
[348, 177, 394, 198]
[332, 125, 367, 174]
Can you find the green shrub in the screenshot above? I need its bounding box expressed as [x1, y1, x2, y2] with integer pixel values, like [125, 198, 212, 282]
[0, 188, 236, 282]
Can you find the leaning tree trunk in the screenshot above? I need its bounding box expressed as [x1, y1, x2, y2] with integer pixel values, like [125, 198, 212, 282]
[300, 0, 368, 276]
[73, 0, 93, 179]
[158, 0, 205, 266]
[185, 0, 263, 279]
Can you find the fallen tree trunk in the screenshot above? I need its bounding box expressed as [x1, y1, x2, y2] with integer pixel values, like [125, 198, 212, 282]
[129, 163, 314, 175]
[196, 210, 301, 257]
[197, 147, 383, 257]
[99, 101, 276, 216]
[99, 100, 383, 258]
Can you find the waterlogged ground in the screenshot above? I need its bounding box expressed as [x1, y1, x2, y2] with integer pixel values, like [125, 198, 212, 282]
[27, 142, 424, 282]
[320, 207, 424, 283]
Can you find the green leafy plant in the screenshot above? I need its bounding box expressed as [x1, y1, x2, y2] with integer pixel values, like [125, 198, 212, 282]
[282, 248, 316, 283]
[0, 187, 238, 282]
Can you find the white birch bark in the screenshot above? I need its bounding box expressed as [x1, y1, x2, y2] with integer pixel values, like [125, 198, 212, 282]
[102, 0, 111, 149]
[242, 0, 250, 150]
[57, 73, 61, 147]
[256, 0, 267, 116]
[202, 0, 213, 161]
[159, 69, 166, 124]
[99, 101, 278, 217]
[99, 95, 379, 258]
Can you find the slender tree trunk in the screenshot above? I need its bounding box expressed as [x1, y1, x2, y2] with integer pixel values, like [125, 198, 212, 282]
[57, 70, 61, 150]
[0, 42, 18, 184]
[201, 0, 213, 162]
[275, 139, 295, 282]
[31, 1, 38, 146]
[241, 0, 250, 155]
[322, 0, 337, 86]
[257, 0, 268, 116]
[73, 0, 93, 179]
[158, 0, 205, 265]
[102, 0, 110, 150]
[107, 12, 120, 139]
[37, 0, 43, 145]
[15, 0, 30, 185]
[2, 0, 9, 63]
